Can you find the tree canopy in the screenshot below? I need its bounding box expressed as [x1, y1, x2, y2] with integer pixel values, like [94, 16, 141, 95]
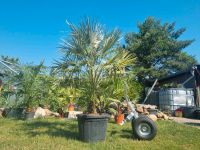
[125, 17, 197, 84]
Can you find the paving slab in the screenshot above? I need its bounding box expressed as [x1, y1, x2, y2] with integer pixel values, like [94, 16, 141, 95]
[172, 117, 200, 128]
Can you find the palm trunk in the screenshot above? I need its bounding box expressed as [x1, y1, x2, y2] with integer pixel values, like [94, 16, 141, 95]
[92, 101, 97, 114]
[91, 89, 98, 114]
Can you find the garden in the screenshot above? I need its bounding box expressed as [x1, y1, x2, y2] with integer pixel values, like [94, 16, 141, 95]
[0, 17, 199, 149]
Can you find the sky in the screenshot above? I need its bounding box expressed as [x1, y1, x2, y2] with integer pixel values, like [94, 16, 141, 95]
[0, 0, 200, 66]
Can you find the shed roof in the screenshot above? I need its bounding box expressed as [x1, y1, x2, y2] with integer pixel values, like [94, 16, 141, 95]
[157, 65, 200, 85]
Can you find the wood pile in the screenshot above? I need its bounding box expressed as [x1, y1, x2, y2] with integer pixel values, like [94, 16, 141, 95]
[136, 104, 172, 121]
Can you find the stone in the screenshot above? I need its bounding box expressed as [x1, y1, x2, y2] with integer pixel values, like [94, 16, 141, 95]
[143, 104, 157, 109]
[148, 114, 157, 122]
[44, 108, 53, 116]
[136, 104, 142, 108]
[136, 107, 143, 113]
[163, 114, 169, 120]
[44, 108, 60, 117]
[34, 107, 46, 118]
[51, 112, 60, 117]
[143, 108, 149, 115]
[157, 112, 164, 118]
[67, 111, 83, 119]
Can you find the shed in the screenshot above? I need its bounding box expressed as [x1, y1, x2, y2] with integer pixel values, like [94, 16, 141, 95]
[146, 65, 200, 108]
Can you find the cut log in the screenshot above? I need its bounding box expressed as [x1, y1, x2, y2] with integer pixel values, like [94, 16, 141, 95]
[148, 114, 157, 122]
[157, 112, 164, 118]
[163, 114, 169, 120]
[143, 108, 149, 115]
[136, 107, 143, 113]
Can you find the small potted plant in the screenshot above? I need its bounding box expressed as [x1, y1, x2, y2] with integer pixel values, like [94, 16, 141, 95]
[57, 18, 134, 142]
[107, 98, 127, 124]
[66, 87, 81, 112]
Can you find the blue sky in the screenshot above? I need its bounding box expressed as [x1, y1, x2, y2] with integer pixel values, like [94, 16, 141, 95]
[0, 0, 200, 66]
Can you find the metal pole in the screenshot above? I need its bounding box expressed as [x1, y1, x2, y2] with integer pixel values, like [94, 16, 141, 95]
[0, 60, 19, 75]
[143, 79, 158, 104]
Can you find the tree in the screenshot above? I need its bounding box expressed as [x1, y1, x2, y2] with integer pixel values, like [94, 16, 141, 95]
[125, 17, 197, 84]
[163, 51, 197, 73]
[55, 18, 134, 113]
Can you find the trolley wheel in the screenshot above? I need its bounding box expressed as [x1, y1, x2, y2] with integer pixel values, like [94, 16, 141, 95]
[132, 116, 157, 140]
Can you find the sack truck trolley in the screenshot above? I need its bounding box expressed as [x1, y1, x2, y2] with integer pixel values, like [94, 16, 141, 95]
[120, 79, 158, 140]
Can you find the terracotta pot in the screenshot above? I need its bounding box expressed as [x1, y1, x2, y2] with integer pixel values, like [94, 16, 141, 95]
[175, 110, 182, 117]
[68, 104, 74, 111]
[26, 107, 33, 112]
[116, 114, 124, 124]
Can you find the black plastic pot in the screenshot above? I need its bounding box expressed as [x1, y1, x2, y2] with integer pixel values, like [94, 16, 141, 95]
[77, 114, 108, 142]
[24, 112, 35, 120]
[193, 108, 200, 119]
[181, 106, 197, 119]
[6, 108, 24, 119]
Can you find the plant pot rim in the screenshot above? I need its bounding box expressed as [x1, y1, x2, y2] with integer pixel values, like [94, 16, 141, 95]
[77, 114, 110, 119]
[25, 111, 35, 114]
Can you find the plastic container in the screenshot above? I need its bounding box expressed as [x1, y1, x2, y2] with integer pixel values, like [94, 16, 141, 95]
[195, 109, 200, 119]
[181, 106, 197, 119]
[175, 108, 183, 117]
[68, 103, 75, 111]
[159, 88, 194, 112]
[145, 89, 159, 106]
[116, 114, 124, 125]
[77, 114, 108, 142]
[24, 112, 35, 120]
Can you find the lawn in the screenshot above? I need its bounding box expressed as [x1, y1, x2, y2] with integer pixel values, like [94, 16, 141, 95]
[0, 118, 200, 150]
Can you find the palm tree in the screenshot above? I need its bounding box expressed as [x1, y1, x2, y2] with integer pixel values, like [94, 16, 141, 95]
[15, 63, 45, 109]
[56, 18, 134, 114]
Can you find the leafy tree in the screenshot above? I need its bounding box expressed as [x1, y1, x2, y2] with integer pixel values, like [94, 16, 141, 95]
[125, 17, 197, 84]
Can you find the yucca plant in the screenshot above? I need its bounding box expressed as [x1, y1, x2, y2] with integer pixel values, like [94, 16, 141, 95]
[56, 18, 135, 114]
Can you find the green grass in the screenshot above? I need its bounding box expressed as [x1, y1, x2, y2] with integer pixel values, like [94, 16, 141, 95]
[0, 118, 200, 150]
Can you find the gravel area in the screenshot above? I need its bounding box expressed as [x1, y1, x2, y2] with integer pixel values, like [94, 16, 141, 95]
[172, 117, 200, 128]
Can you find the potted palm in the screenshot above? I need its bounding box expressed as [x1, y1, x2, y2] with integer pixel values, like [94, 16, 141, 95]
[15, 64, 44, 119]
[107, 98, 127, 124]
[56, 18, 134, 142]
[65, 87, 81, 111]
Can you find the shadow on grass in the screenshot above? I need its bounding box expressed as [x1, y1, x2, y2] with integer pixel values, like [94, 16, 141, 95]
[107, 126, 135, 139]
[20, 119, 79, 140]
[120, 129, 135, 139]
[185, 122, 200, 127]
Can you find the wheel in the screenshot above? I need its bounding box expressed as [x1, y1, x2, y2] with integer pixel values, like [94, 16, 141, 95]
[132, 116, 157, 140]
